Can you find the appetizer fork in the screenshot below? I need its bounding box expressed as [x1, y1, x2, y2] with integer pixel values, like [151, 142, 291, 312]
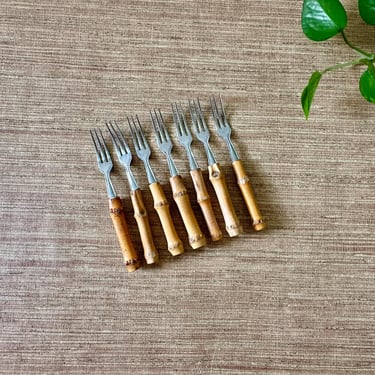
[90, 128, 140, 272]
[210, 95, 266, 231]
[171, 102, 223, 241]
[150, 109, 206, 249]
[189, 99, 243, 237]
[106, 121, 159, 264]
[128, 115, 184, 256]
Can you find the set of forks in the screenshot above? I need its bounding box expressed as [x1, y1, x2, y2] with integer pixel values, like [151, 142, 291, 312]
[90, 96, 266, 272]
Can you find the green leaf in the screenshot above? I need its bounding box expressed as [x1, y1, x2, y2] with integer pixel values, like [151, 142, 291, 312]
[302, 0, 348, 41]
[359, 68, 375, 103]
[301, 71, 322, 119]
[359, 0, 375, 25]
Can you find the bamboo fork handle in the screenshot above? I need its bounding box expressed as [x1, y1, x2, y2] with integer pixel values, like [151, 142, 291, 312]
[149, 182, 184, 256]
[169, 175, 206, 249]
[130, 189, 159, 264]
[109, 197, 140, 272]
[190, 169, 223, 241]
[232, 160, 266, 231]
[208, 163, 243, 237]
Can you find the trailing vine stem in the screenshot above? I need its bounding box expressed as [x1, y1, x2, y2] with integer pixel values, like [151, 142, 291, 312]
[319, 31, 375, 77]
[321, 56, 375, 75]
[340, 31, 374, 58]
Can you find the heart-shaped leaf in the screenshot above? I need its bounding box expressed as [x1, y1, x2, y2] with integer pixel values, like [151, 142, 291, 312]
[359, 0, 375, 25]
[302, 0, 348, 41]
[301, 71, 322, 119]
[359, 67, 375, 103]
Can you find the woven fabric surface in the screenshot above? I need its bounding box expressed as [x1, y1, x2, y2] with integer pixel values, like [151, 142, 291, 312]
[0, 0, 374, 374]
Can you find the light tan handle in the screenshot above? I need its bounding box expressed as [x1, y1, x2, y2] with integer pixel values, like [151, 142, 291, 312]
[232, 160, 266, 231]
[130, 189, 159, 264]
[149, 182, 184, 256]
[190, 169, 223, 241]
[169, 175, 206, 249]
[109, 197, 140, 272]
[208, 163, 243, 237]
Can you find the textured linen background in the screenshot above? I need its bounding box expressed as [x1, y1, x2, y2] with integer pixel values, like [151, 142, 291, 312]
[0, 1, 374, 374]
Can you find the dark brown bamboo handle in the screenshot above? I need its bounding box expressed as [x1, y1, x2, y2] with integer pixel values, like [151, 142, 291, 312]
[232, 160, 266, 231]
[109, 197, 140, 272]
[149, 182, 184, 256]
[190, 169, 223, 241]
[130, 189, 159, 264]
[208, 163, 243, 237]
[169, 175, 206, 249]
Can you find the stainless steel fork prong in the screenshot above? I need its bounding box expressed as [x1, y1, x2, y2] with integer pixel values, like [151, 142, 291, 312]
[128, 115, 184, 256]
[90, 128, 140, 272]
[189, 99, 216, 166]
[172, 102, 223, 242]
[210, 95, 239, 162]
[150, 109, 178, 177]
[90, 129, 116, 199]
[209, 95, 266, 231]
[150, 109, 206, 249]
[128, 116, 157, 184]
[189, 99, 242, 237]
[106, 121, 138, 191]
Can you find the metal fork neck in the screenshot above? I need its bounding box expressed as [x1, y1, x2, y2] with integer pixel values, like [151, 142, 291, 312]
[104, 172, 117, 199]
[125, 168, 139, 191]
[143, 159, 157, 184]
[203, 142, 216, 165]
[165, 155, 179, 177]
[225, 138, 239, 162]
[184, 145, 199, 170]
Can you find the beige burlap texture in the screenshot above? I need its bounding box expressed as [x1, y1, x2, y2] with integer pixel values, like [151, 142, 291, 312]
[0, 1, 374, 374]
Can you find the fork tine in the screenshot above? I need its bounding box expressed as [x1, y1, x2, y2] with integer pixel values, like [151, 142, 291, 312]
[115, 122, 131, 154]
[196, 98, 208, 130]
[90, 129, 102, 163]
[218, 94, 228, 121]
[171, 103, 182, 136]
[188, 99, 199, 132]
[196, 98, 202, 112]
[178, 102, 190, 136]
[217, 94, 223, 114]
[106, 121, 122, 155]
[98, 128, 111, 162]
[209, 96, 220, 120]
[151, 109, 170, 143]
[128, 115, 145, 150]
[212, 95, 220, 116]
[91, 128, 109, 163]
[150, 110, 163, 144]
[172, 102, 186, 136]
[136, 115, 149, 149]
[127, 116, 138, 149]
[191, 98, 208, 131]
[157, 109, 171, 141]
[210, 96, 223, 129]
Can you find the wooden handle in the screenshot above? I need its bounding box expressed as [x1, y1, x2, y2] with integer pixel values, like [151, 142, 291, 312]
[208, 163, 243, 237]
[109, 197, 140, 272]
[190, 169, 223, 241]
[169, 175, 206, 249]
[149, 182, 184, 256]
[130, 189, 159, 264]
[232, 160, 266, 231]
